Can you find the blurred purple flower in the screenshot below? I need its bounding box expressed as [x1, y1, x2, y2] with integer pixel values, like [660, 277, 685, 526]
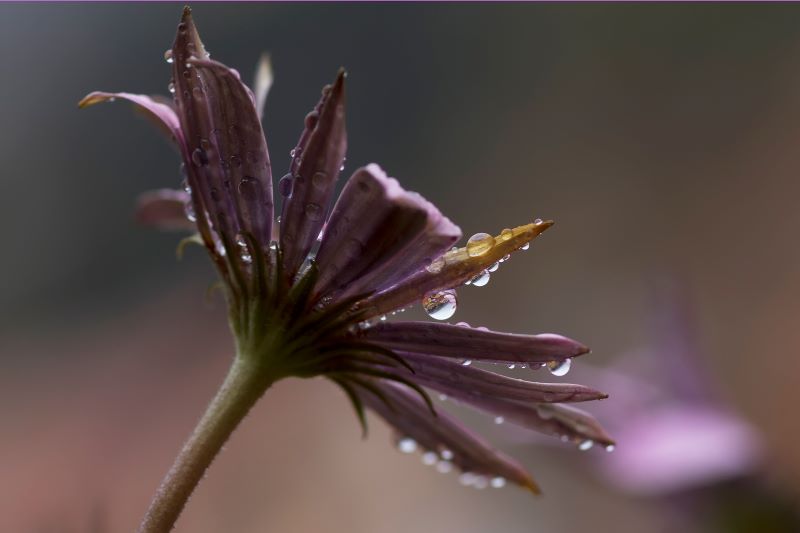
[80, 7, 612, 494]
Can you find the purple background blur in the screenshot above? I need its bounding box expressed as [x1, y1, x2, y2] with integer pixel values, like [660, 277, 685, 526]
[2, 3, 800, 532]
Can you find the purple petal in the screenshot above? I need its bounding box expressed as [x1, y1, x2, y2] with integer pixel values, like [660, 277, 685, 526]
[135, 189, 195, 231]
[279, 70, 347, 278]
[362, 321, 589, 364]
[362, 381, 540, 493]
[361, 221, 552, 317]
[392, 353, 607, 403]
[314, 164, 457, 300]
[78, 91, 184, 146]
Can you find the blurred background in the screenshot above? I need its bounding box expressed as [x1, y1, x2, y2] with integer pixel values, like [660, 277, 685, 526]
[2, 3, 800, 532]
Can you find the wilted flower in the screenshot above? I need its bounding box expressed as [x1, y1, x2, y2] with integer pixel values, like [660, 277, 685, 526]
[81, 7, 612, 532]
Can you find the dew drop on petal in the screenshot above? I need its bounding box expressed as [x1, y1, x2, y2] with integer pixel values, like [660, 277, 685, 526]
[438, 393, 448, 401]
[469, 270, 490, 287]
[422, 289, 457, 320]
[426, 256, 445, 274]
[311, 171, 327, 190]
[439, 448, 454, 461]
[436, 461, 453, 474]
[466, 232, 495, 257]
[605, 444, 616, 453]
[181, 177, 191, 195]
[422, 452, 438, 465]
[184, 202, 196, 222]
[521, 242, 530, 251]
[168, 81, 176, 95]
[459, 472, 475, 486]
[488, 262, 499, 273]
[164, 49, 174, 64]
[494, 416, 504, 425]
[305, 203, 322, 221]
[490, 476, 506, 489]
[578, 439, 594, 451]
[397, 437, 417, 454]
[508, 363, 516, 369]
[547, 358, 572, 377]
[191, 148, 208, 167]
[278, 174, 293, 197]
[461, 360, 472, 367]
[499, 228, 513, 241]
[534, 218, 543, 225]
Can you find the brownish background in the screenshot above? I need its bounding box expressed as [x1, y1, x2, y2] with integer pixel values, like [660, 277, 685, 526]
[1, 4, 799, 532]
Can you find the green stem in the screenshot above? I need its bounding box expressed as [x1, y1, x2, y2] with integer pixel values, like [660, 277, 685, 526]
[137, 354, 274, 533]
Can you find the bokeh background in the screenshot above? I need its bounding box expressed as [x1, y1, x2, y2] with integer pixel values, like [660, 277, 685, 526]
[2, 3, 800, 532]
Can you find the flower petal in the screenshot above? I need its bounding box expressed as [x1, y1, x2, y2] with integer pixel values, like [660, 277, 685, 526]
[78, 91, 184, 146]
[253, 53, 273, 123]
[362, 321, 588, 364]
[361, 221, 552, 317]
[361, 381, 540, 493]
[314, 164, 457, 300]
[390, 353, 607, 403]
[135, 188, 195, 231]
[279, 70, 347, 278]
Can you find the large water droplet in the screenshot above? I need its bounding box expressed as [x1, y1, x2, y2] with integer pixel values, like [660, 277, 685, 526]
[397, 437, 417, 454]
[278, 174, 293, 197]
[466, 232, 495, 257]
[422, 289, 457, 320]
[578, 439, 594, 451]
[305, 203, 322, 221]
[547, 358, 572, 377]
[469, 270, 490, 287]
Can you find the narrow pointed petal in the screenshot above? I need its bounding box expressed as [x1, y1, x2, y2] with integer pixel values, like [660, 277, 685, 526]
[362, 321, 588, 364]
[361, 221, 552, 317]
[314, 164, 458, 300]
[363, 381, 540, 493]
[253, 53, 273, 122]
[79, 91, 184, 146]
[136, 188, 195, 231]
[391, 353, 607, 403]
[280, 71, 347, 278]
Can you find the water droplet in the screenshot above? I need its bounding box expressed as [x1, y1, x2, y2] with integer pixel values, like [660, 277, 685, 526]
[455, 321, 470, 328]
[240, 253, 252, 264]
[305, 203, 322, 221]
[473, 476, 488, 490]
[269, 241, 278, 251]
[521, 242, 530, 251]
[168, 81, 176, 94]
[466, 232, 495, 257]
[499, 228, 513, 241]
[578, 439, 594, 451]
[547, 358, 572, 377]
[191, 148, 208, 167]
[605, 444, 615, 453]
[379, 315, 387, 322]
[192, 86, 203, 98]
[534, 218, 543, 225]
[440, 448, 454, 461]
[436, 461, 453, 474]
[508, 363, 516, 369]
[164, 49, 174, 64]
[230, 155, 242, 168]
[461, 360, 472, 367]
[459, 472, 476, 486]
[488, 262, 499, 273]
[181, 178, 191, 195]
[278, 174, 293, 197]
[422, 289, 457, 320]
[426, 256, 445, 274]
[311, 171, 327, 190]
[438, 393, 448, 401]
[469, 270, 490, 287]
[422, 452, 438, 465]
[184, 202, 196, 222]
[494, 416, 504, 425]
[490, 476, 506, 488]
[397, 437, 417, 454]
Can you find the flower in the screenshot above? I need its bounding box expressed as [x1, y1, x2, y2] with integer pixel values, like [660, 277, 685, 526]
[80, 5, 612, 505]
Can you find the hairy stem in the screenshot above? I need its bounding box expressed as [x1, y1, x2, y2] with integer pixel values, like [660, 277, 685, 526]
[138, 354, 274, 533]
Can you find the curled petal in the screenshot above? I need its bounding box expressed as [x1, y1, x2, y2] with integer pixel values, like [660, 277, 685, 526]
[135, 188, 195, 231]
[253, 53, 273, 122]
[314, 164, 451, 299]
[361, 221, 552, 317]
[392, 353, 607, 404]
[361, 381, 540, 493]
[362, 321, 588, 364]
[78, 91, 184, 146]
[280, 70, 347, 278]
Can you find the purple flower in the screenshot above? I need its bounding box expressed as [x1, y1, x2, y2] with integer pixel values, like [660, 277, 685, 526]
[80, 7, 612, 496]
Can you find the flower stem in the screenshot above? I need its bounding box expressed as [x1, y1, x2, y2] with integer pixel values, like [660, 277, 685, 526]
[137, 354, 274, 533]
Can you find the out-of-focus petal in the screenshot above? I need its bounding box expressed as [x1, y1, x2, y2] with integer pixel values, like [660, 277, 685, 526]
[361, 221, 552, 317]
[279, 70, 347, 278]
[361, 381, 540, 493]
[78, 91, 184, 146]
[314, 164, 449, 300]
[390, 353, 607, 403]
[253, 53, 273, 123]
[135, 188, 195, 231]
[362, 321, 588, 364]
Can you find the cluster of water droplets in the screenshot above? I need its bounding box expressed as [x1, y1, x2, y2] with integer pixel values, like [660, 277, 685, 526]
[235, 234, 252, 264]
[394, 438, 507, 489]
